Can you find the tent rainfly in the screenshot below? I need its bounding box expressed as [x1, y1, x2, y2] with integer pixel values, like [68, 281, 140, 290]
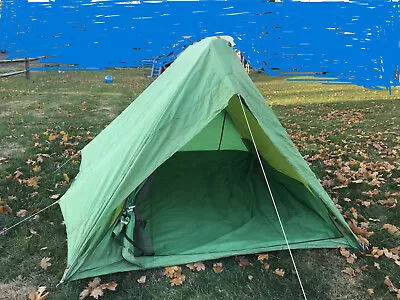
[58, 36, 362, 283]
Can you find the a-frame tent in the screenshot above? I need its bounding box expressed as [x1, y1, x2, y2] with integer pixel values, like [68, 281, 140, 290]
[58, 37, 361, 283]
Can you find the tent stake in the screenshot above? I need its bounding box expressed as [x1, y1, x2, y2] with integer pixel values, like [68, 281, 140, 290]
[238, 94, 308, 300]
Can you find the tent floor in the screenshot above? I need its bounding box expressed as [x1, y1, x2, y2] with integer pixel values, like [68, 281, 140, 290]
[138, 151, 342, 256]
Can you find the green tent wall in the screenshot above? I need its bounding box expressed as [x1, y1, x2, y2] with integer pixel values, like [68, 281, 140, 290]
[59, 37, 361, 282]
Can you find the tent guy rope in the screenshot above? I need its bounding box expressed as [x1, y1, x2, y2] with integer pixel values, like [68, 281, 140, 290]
[0, 156, 74, 236]
[238, 94, 308, 300]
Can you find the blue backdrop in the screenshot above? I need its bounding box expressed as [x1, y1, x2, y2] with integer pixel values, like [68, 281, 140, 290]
[1, 0, 399, 90]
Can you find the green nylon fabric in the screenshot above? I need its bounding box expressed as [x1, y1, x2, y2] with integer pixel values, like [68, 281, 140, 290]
[59, 37, 361, 281]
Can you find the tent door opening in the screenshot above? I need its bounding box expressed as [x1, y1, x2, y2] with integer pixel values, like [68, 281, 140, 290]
[135, 150, 343, 257]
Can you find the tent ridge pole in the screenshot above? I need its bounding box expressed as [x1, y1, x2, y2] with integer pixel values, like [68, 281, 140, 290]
[237, 94, 308, 300]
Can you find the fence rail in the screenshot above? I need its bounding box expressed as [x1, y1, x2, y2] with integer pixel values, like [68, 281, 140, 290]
[0, 56, 46, 79]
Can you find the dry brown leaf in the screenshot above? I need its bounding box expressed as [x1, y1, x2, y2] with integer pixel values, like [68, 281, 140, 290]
[33, 165, 41, 173]
[342, 267, 355, 277]
[384, 276, 399, 293]
[170, 274, 185, 286]
[0, 204, 12, 215]
[213, 262, 224, 274]
[24, 176, 41, 188]
[339, 246, 351, 258]
[79, 288, 90, 300]
[235, 256, 250, 270]
[360, 222, 369, 229]
[383, 248, 400, 260]
[378, 198, 397, 208]
[99, 282, 117, 291]
[357, 235, 370, 246]
[90, 287, 104, 299]
[63, 173, 70, 183]
[48, 134, 58, 141]
[257, 253, 269, 262]
[274, 268, 285, 277]
[29, 286, 49, 300]
[193, 262, 206, 272]
[186, 262, 206, 272]
[137, 276, 146, 284]
[347, 255, 356, 264]
[367, 288, 374, 295]
[16, 209, 28, 218]
[88, 277, 101, 290]
[264, 263, 270, 271]
[163, 266, 181, 278]
[383, 223, 400, 235]
[371, 247, 384, 258]
[79, 278, 117, 299]
[349, 221, 374, 238]
[40, 257, 51, 270]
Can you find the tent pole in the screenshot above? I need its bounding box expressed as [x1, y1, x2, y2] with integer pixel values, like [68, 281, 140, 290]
[218, 110, 227, 151]
[237, 94, 308, 300]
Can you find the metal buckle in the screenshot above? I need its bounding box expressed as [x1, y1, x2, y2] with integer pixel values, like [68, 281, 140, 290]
[120, 216, 130, 225]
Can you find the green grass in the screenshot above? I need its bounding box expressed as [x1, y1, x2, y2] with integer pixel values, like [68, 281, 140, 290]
[0, 70, 399, 299]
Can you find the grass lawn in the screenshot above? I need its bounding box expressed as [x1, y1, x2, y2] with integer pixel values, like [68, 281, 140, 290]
[0, 69, 399, 299]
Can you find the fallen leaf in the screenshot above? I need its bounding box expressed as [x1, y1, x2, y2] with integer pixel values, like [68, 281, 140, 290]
[348, 221, 374, 238]
[374, 262, 381, 269]
[257, 253, 269, 262]
[163, 266, 181, 278]
[264, 263, 270, 271]
[274, 268, 285, 277]
[90, 287, 104, 299]
[50, 194, 60, 200]
[342, 267, 355, 277]
[23, 176, 41, 188]
[213, 262, 224, 274]
[40, 257, 51, 270]
[357, 235, 370, 246]
[79, 289, 90, 300]
[384, 276, 399, 293]
[29, 286, 49, 300]
[371, 247, 384, 258]
[0, 204, 12, 215]
[17, 209, 28, 217]
[99, 282, 117, 291]
[383, 223, 400, 235]
[347, 254, 356, 264]
[63, 173, 70, 183]
[378, 198, 397, 208]
[137, 276, 146, 284]
[383, 248, 399, 260]
[248, 275, 254, 281]
[339, 246, 351, 258]
[193, 262, 206, 272]
[170, 274, 185, 286]
[79, 278, 117, 300]
[88, 277, 101, 289]
[49, 134, 58, 141]
[367, 288, 374, 295]
[235, 256, 250, 270]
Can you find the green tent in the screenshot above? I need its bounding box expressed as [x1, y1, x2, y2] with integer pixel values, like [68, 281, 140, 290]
[59, 37, 361, 283]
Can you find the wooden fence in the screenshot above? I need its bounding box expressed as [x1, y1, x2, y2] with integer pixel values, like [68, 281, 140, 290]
[0, 56, 46, 79]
